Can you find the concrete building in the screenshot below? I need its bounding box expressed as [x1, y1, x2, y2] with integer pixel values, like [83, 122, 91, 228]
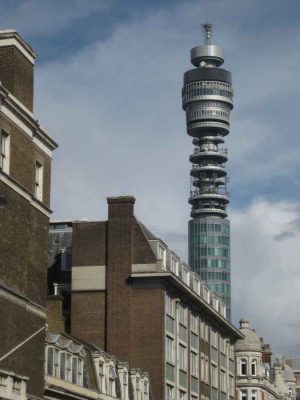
[182, 24, 233, 317]
[235, 320, 296, 400]
[0, 30, 57, 399]
[286, 360, 300, 400]
[48, 196, 243, 400]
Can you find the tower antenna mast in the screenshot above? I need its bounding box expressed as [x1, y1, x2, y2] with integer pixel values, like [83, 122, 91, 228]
[202, 22, 213, 44]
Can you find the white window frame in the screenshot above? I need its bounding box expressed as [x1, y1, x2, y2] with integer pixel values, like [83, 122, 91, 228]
[108, 364, 117, 397]
[178, 304, 187, 326]
[240, 358, 247, 376]
[0, 130, 10, 174]
[240, 390, 247, 400]
[170, 256, 178, 274]
[191, 351, 198, 377]
[35, 161, 43, 201]
[166, 336, 175, 364]
[251, 390, 257, 400]
[166, 384, 174, 400]
[251, 359, 257, 376]
[211, 363, 218, 388]
[142, 378, 149, 400]
[165, 294, 175, 317]
[157, 243, 166, 266]
[179, 344, 187, 371]
[191, 313, 198, 334]
[220, 369, 227, 393]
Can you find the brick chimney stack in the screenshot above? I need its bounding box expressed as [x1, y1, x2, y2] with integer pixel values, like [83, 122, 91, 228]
[0, 30, 36, 111]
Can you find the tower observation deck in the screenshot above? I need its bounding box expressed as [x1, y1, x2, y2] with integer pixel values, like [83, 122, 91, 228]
[182, 24, 233, 318]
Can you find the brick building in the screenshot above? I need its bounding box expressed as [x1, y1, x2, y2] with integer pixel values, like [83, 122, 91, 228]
[48, 196, 243, 400]
[0, 30, 57, 399]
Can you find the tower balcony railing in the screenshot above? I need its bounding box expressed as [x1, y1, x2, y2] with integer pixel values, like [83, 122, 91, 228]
[192, 163, 225, 168]
[190, 189, 229, 197]
[193, 135, 224, 145]
[191, 206, 228, 219]
[193, 147, 227, 155]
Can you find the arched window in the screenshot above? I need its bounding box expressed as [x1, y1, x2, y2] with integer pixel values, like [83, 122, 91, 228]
[251, 359, 257, 376]
[240, 359, 247, 376]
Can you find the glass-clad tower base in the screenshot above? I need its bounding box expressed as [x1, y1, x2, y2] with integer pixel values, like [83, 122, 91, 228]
[182, 24, 234, 319]
[188, 216, 231, 317]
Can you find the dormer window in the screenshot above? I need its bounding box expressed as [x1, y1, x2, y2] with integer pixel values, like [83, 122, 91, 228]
[157, 243, 166, 266]
[45, 344, 83, 386]
[181, 267, 189, 284]
[108, 365, 117, 396]
[136, 376, 141, 400]
[171, 257, 177, 273]
[99, 361, 105, 392]
[143, 379, 149, 400]
[123, 370, 128, 399]
[240, 359, 247, 376]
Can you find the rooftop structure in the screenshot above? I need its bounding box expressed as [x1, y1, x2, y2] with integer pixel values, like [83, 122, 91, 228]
[182, 24, 233, 317]
[45, 330, 150, 400]
[48, 196, 243, 400]
[236, 320, 296, 400]
[286, 359, 300, 400]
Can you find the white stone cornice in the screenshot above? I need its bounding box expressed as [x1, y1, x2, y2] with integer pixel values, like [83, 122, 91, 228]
[0, 171, 51, 217]
[0, 85, 58, 158]
[0, 284, 46, 319]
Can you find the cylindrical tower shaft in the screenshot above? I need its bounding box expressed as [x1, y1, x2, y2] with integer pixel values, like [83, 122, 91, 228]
[182, 24, 233, 318]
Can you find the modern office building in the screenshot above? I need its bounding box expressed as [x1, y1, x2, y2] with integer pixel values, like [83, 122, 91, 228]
[0, 30, 57, 399]
[182, 24, 233, 316]
[48, 196, 243, 400]
[235, 319, 296, 400]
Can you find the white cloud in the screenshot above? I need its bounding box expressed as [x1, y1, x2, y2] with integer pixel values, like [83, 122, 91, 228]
[25, 0, 300, 356]
[0, 0, 111, 36]
[231, 198, 300, 356]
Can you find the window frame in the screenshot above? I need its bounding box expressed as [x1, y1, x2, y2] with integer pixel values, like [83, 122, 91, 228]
[35, 160, 44, 201]
[0, 130, 10, 174]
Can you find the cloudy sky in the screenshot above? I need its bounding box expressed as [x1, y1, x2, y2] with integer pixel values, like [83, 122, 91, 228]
[2, 0, 300, 356]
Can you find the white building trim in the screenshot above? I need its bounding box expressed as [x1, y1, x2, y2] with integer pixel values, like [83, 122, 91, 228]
[0, 171, 51, 217]
[0, 284, 46, 319]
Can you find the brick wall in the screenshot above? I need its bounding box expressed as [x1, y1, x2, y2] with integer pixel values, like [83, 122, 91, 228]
[131, 285, 165, 400]
[47, 296, 65, 333]
[0, 182, 49, 305]
[71, 291, 106, 348]
[0, 46, 34, 111]
[0, 115, 51, 207]
[0, 298, 45, 399]
[72, 222, 107, 266]
[106, 197, 135, 361]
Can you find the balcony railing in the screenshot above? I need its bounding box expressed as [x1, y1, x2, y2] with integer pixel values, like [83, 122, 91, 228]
[0, 370, 28, 400]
